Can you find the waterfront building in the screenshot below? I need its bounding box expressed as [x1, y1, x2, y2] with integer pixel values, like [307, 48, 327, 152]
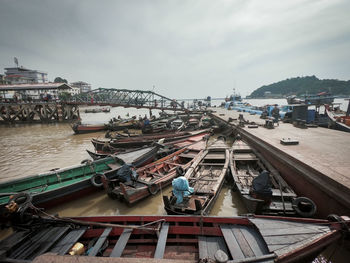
[0, 74, 11, 85]
[69, 86, 81, 95]
[4, 66, 48, 84]
[0, 83, 71, 101]
[70, 81, 91, 93]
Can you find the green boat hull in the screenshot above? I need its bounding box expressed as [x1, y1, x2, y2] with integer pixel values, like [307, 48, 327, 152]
[0, 157, 118, 207]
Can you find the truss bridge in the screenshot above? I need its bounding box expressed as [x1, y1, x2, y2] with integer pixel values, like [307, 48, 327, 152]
[66, 88, 185, 111]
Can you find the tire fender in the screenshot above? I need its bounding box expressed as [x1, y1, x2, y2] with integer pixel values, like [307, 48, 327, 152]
[292, 197, 317, 217]
[176, 166, 185, 177]
[90, 173, 104, 188]
[148, 183, 159, 195]
[8, 192, 32, 206]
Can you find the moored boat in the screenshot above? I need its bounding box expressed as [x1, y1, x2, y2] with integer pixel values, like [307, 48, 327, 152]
[105, 119, 140, 131]
[0, 146, 160, 209]
[88, 131, 211, 160]
[326, 104, 350, 132]
[84, 107, 110, 113]
[92, 129, 211, 153]
[102, 139, 207, 205]
[163, 137, 229, 215]
[71, 123, 107, 134]
[186, 117, 200, 130]
[230, 137, 317, 217]
[199, 115, 212, 128]
[1, 210, 349, 263]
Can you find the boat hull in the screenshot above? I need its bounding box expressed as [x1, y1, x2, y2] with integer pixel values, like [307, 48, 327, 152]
[0, 147, 160, 209]
[105, 144, 205, 205]
[229, 139, 316, 217]
[92, 129, 210, 152]
[72, 124, 106, 134]
[1, 214, 348, 263]
[164, 138, 229, 215]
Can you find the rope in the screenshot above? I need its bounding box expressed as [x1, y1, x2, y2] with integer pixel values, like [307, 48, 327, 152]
[278, 180, 286, 215]
[28, 203, 164, 231]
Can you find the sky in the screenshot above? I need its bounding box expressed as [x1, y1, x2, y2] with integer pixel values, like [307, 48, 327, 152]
[0, 0, 350, 98]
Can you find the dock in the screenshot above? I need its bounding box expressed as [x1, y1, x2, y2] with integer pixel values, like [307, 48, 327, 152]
[210, 107, 350, 218]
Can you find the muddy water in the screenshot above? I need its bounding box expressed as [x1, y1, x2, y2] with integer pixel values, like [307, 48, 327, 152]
[0, 106, 247, 217]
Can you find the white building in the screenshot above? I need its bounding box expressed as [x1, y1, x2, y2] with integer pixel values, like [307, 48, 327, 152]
[4, 67, 48, 84]
[70, 81, 91, 93]
[0, 83, 71, 101]
[69, 86, 81, 95]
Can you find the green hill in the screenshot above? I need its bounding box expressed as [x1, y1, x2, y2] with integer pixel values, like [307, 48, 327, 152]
[249, 76, 350, 98]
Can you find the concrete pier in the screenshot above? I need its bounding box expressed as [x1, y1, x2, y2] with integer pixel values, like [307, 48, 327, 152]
[211, 107, 350, 218]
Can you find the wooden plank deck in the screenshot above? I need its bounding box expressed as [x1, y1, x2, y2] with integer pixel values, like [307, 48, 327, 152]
[250, 218, 331, 257]
[220, 224, 270, 261]
[154, 223, 169, 259]
[198, 236, 229, 261]
[88, 228, 112, 256]
[50, 228, 87, 255]
[110, 228, 133, 257]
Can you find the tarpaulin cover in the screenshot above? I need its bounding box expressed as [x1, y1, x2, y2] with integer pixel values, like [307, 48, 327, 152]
[172, 176, 194, 204]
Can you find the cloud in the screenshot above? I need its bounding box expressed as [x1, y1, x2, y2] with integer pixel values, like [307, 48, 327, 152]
[0, 0, 349, 97]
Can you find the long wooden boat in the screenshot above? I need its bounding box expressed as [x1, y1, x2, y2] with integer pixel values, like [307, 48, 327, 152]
[87, 131, 210, 160]
[71, 123, 107, 134]
[92, 129, 210, 153]
[163, 138, 229, 215]
[102, 140, 207, 205]
[105, 120, 140, 131]
[84, 107, 110, 113]
[230, 138, 317, 217]
[1, 211, 349, 263]
[0, 146, 159, 209]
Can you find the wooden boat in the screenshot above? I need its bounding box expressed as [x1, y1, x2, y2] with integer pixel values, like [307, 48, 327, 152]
[326, 108, 350, 133]
[230, 138, 317, 217]
[0, 146, 160, 209]
[102, 140, 207, 205]
[71, 123, 107, 134]
[286, 93, 335, 105]
[1, 211, 349, 263]
[163, 137, 229, 215]
[105, 119, 140, 131]
[87, 131, 211, 160]
[92, 129, 210, 153]
[84, 107, 110, 113]
[199, 115, 212, 128]
[186, 117, 200, 129]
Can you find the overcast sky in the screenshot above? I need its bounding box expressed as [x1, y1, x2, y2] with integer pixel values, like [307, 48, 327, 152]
[0, 0, 349, 98]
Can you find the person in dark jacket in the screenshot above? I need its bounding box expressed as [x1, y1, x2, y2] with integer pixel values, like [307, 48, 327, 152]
[116, 164, 138, 183]
[250, 170, 272, 203]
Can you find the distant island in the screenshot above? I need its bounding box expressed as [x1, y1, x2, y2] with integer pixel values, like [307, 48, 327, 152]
[248, 76, 350, 98]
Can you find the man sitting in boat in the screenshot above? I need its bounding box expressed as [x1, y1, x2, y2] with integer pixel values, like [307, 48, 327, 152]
[172, 176, 194, 204]
[250, 170, 272, 203]
[116, 164, 138, 184]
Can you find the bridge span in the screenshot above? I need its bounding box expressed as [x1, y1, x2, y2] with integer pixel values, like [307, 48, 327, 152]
[66, 88, 187, 112]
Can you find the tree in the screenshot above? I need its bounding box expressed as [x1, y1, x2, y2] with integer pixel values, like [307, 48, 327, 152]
[54, 77, 68, 84]
[249, 76, 350, 97]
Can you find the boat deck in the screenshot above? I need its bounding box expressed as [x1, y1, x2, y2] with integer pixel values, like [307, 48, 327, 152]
[0, 215, 337, 263]
[211, 107, 350, 217]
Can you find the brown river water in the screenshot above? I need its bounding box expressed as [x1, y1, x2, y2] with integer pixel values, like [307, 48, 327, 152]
[0, 106, 348, 262]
